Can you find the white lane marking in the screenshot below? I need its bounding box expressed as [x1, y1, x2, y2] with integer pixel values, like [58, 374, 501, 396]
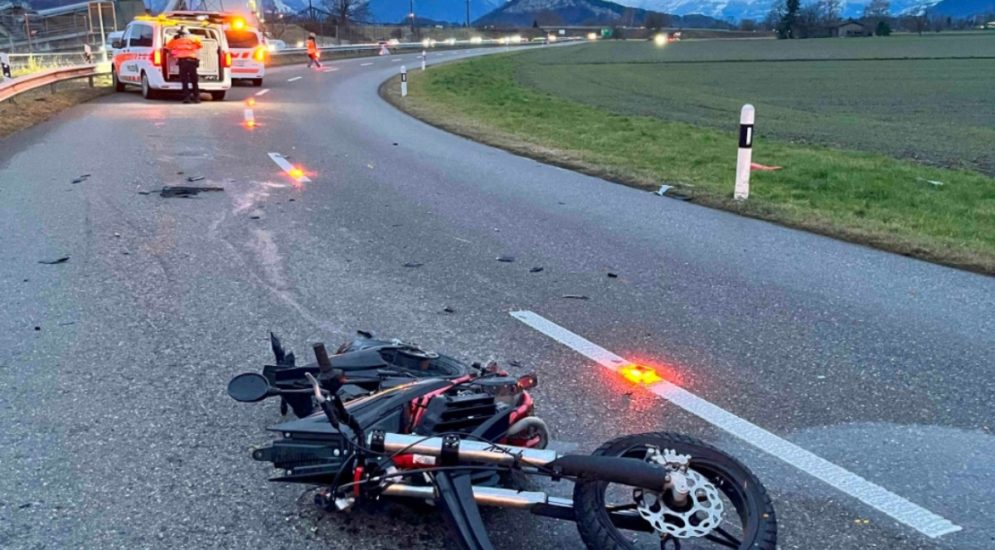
[287, 76, 302, 82]
[322, 67, 339, 72]
[360, 62, 374, 66]
[391, 58, 400, 62]
[267, 152, 311, 183]
[510, 310, 962, 539]
[255, 88, 270, 96]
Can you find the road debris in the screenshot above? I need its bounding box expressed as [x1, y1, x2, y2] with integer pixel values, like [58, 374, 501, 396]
[508, 360, 522, 368]
[607, 272, 618, 278]
[38, 256, 70, 264]
[654, 185, 672, 196]
[160, 186, 224, 198]
[33, 326, 41, 331]
[442, 306, 455, 314]
[916, 177, 944, 186]
[562, 294, 590, 300]
[403, 262, 423, 268]
[529, 267, 544, 273]
[750, 162, 782, 171]
[497, 255, 515, 263]
[186, 175, 206, 182]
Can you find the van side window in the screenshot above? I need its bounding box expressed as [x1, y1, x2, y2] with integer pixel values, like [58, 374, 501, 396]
[130, 24, 154, 48]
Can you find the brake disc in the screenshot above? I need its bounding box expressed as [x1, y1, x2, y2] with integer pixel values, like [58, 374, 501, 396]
[633, 448, 724, 539]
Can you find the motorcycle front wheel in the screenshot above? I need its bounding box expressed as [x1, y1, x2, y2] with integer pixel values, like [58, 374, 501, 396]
[573, 432, 776, 550]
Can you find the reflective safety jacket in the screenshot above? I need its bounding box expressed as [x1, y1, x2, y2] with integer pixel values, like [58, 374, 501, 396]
[167, 36, 202, 59]
[307, 38, 318, 56]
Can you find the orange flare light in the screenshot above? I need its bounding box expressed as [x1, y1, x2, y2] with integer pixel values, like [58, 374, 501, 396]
[289, 167, 304, 179]
[619, 363, 662, 385]
[246, 98, 255, 106]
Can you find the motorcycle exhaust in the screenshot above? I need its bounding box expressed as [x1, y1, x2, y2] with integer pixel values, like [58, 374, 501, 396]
[375, 433, 560, 468]
[382, 483, 569, 510]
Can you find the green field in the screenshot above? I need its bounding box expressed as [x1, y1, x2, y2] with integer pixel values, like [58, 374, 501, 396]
[390, 34, 995, 273]
[516, 34, 995, 175]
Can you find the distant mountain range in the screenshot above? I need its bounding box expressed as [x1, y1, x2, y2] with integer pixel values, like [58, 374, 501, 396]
[20, 0, 995, 25]
[474, 0, 732, 27]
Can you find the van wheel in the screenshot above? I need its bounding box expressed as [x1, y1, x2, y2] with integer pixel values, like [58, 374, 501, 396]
[251, 79, 263, 87]
[112, 69, 125, 92]
[141, 72, 157, 100]
[210, 91, 226, 101]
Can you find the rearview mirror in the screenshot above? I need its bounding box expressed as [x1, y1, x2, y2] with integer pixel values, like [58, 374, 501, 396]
[517, 373, 538, 390]
[111, 39, 122, 49]
[227, 373, 271, 402]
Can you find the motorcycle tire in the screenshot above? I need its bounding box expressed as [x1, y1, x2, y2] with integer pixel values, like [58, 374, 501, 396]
[573, 432, 776, 550]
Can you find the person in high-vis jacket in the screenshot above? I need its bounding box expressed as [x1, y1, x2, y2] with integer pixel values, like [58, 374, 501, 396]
[306, 33, 321, 69]
[166, 27, 202, 103]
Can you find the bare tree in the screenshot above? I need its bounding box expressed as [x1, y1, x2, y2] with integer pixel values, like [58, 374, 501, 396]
[862, 0, 890, 18]
[644, 11, 672, 30]
[325, 0, 368, 30]
[818, 0, 842, 25]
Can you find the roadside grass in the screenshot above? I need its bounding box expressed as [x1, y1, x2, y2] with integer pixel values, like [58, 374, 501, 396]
[0, 77, 112, 139]
[384, 53, 995, 274]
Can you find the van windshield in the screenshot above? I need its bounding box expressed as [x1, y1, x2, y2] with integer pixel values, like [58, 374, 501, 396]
[225, 30, 259, 48]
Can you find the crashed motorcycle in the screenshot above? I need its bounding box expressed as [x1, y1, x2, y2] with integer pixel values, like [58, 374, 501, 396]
[229, 334, 777, 549]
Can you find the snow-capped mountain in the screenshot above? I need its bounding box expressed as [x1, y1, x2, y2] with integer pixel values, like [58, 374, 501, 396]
[613, 0, 942, 22]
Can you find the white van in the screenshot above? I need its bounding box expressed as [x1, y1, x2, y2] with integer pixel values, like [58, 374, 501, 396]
[223, 24, 266, 86]
[164, 12, 266, 86]
[111, 16, 232, 101]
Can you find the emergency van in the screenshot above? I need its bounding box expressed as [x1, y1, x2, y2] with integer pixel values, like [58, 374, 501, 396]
[165, 12, 267, 87]
[111, 15, 232, 101]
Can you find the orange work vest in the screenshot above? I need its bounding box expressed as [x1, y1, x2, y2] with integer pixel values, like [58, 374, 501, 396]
[307, 39, 318, 56]
[167, 36, 202, 59]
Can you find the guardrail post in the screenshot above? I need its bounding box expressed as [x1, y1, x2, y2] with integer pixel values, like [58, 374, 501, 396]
[0, 53, 10, 82]
[734, 104, 755, 201]
[88, 74, 94, 87]
[400, 65, 407, 97]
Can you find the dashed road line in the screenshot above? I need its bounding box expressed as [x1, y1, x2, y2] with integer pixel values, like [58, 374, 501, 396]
[322, 67, 339, 72]
[360, 62, 374, 66]
[510, 310, 963, 539]
[254, 89, 269, 96]
[287, 76, 302, 82]
[267, 152, 311, 183]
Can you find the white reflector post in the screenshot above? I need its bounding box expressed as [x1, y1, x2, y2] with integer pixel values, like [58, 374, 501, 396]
[400, 65, 408, 97]
[734, 104, 755, 201]
[421, 50, 426, 71]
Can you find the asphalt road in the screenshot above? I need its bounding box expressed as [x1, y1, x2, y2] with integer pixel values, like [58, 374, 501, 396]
[1, 46, 993, 550]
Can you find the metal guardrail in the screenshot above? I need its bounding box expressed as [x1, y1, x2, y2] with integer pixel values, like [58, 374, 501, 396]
[0, 64, 102, 103]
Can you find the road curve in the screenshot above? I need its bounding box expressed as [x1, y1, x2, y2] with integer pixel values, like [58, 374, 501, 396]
[0, 46, 992, 550]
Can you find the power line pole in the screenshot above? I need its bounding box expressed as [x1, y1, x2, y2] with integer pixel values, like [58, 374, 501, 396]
[466, 0, 470, 28]
[409, 0, 414, 34]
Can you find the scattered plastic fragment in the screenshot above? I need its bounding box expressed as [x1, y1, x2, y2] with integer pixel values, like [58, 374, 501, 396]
[607, 272, 618, 278]
[529, 267, 544, 273]
[562, 294, 589, 300]
[38, 256, 70, 264]
[654, 185, 672, 196]
[497, 255, 515, 263]
[186, 175, 206, 182]
[442, 306, 455, 314]
[750, 162, 782, 171]
[160, 186, 224, 198]
[403, 262, 423, 268]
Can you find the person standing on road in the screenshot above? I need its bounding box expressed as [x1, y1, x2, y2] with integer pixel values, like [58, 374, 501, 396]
[166, 27, 202, 104]
[306, 33, 321, 69]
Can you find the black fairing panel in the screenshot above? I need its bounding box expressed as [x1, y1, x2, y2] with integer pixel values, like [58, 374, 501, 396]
[268, 378, 451, 436]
